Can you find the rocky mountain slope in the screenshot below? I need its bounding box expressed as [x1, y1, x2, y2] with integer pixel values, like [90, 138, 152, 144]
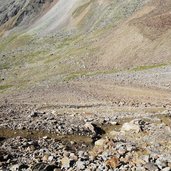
[0, 0, 171, 170]
[0, 0, 170, 93]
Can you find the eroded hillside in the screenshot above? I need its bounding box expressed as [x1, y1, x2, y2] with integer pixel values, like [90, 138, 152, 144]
[1, 1, 171, 170]
[1, 0, 170, 95]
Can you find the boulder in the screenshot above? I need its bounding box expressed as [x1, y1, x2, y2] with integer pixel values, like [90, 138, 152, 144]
[94, 138, 106, 146]
[84, 122, 95, 133]
[121, 121, 141, 133]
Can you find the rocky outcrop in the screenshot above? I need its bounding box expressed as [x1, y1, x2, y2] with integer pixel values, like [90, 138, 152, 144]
[0, 0, 55, 31]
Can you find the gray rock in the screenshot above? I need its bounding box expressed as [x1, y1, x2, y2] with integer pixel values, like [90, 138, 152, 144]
[30, 111, 38, 117]
[32, 163, 56, 171]
[117, 147, 127, 155]
[61, 156, 70, 169]
[121, 121, 141, 133]
[10, 164, 19, 171]
[141, 155, 150, 163]
[69, 153, 78, 161]
[84, 122, 95, 133]
[162, 167, 171, 171]
[78, 151, 84, 158]
[76, 160, 86, 170]
[156, 158, 168, 169]
[48, 156, 54, 162]
[126, 144, 136, 152]
[144, 163, 159, 171]
[94, 138, 106, 146]
[101, 151, 110, 161]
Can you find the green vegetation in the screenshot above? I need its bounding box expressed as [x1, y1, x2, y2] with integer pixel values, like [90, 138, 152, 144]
[0, 33, 32, 51]
[131, 64, 166, 72]
[0, 63, 10, 70]
[64, 69, 118, 82]
[0, 0, 169, 94]
[0, 34, 18, 51]
[0, 85, 13, 91]
[44, 55, 61, 64]
[10, 34, 32, 48]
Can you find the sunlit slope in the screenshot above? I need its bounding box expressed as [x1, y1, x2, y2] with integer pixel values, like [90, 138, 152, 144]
[0, 0, 171, 93]
[96, 0, 171, 70]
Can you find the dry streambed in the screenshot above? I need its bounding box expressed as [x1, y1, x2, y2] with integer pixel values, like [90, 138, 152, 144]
[0, 104, 171, 171]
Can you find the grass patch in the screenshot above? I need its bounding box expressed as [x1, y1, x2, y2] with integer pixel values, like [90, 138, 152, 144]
[64, 69, 118, 82]
[0, 63, 10, 70]
[0, 85, 13, 91]
[24, 50, 47, 63]
[131, 64, 166, 72]
[56, 34, 83, 49]
[44, 54, 62, 64]
[0, 33, 32, 51]
[0, 34, 18, 51]
[10, 34, 32, 48]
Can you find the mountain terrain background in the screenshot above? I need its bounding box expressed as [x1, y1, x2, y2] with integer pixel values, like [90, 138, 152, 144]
[0, 0, 171, 108]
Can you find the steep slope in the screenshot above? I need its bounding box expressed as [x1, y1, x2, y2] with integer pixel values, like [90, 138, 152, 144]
[0, 0, 58, 35]
[0, 0, 149, 35]
[29, 0, 81, 34]
[0, 0, 171, 106]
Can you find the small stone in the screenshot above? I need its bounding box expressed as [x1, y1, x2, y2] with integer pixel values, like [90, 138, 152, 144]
[51, 110, 56, 114]
[3, 154, 10, 160]
[110, 121, 118, 125]
[103, 117, 110, 123]
[95, 138, 106, 146]
[162, 167, 171, 171]
[144, 163, 159, 171]
[106, 157, 119, 169]
[54, 169, 59, 171]
[63, 151, 70, 157]
[156, 158, 168, 169]
[121, 121, 141, 133]
[141, 155, 150, 163]
[118, 147, 126, 155]
[43, 136, 48, 139]
[10, 164, 19, 171]
[61, 156, 70, 169]
[76, 160, 86, 170]
[84, 122, 95, 133]
[101, 151, 110, 161]
[42, 154, 49, 162]
[126, 144, 136, 152]
[69, 153, 78, 161]
[78, 151, 84, 158]
[48, 156, 54, 162]
[30, 111, 38, 117]
[84, 169, 91, 171]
